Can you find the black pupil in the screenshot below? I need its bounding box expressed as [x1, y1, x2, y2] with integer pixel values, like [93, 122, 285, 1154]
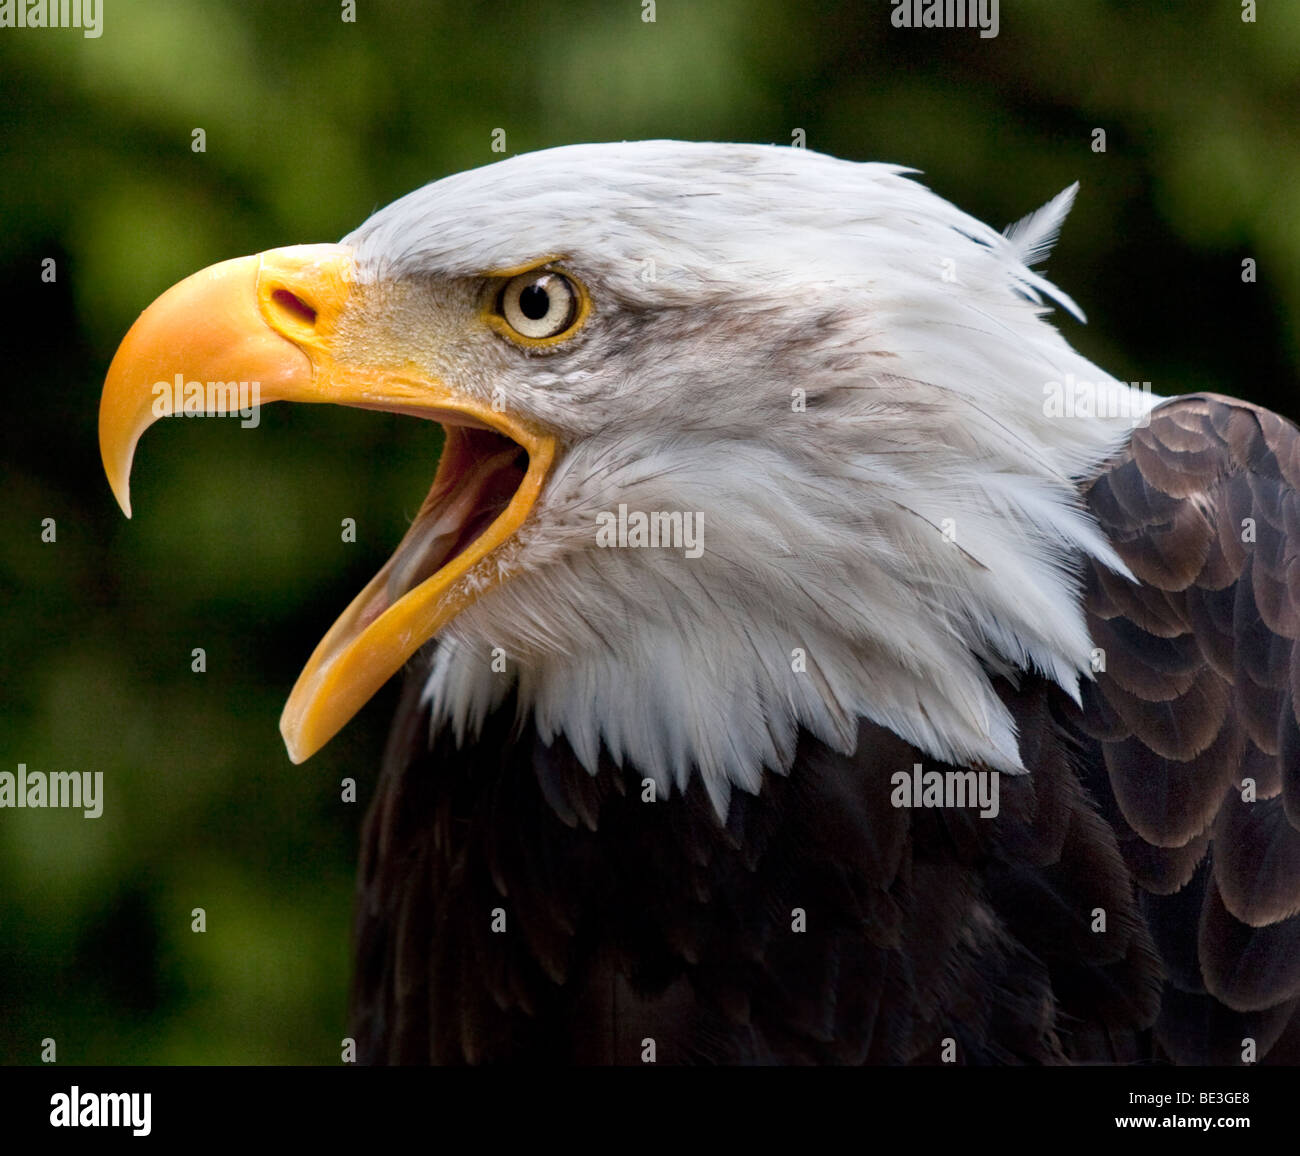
[519, 282, 551, 321]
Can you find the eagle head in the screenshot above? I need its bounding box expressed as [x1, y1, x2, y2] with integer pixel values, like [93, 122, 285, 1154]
[100, 140, 1153, 814]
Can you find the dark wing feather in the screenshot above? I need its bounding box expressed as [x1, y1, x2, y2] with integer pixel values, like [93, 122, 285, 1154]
[350, 663, 1161, 1063]
[1074, 392, 1300, 1062]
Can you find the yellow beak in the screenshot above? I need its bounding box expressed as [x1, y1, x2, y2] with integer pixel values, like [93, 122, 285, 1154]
[99, 245, 555, 763]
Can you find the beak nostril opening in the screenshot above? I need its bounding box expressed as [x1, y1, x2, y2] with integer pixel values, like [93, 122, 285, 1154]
[271, 288, 318, 328]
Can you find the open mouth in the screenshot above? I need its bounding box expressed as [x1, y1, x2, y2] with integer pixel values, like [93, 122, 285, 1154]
[272, 404, 554, 762]
[368, 426, 530, 630]
[97, 242, 559, 763]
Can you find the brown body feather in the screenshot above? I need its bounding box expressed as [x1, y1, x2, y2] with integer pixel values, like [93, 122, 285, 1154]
[350, 394, 1300, 1065]
[1073, 393, 1300, 1063]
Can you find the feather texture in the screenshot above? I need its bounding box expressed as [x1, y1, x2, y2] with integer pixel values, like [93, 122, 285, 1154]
[353, 667, 1163, 1063]
[1071, 393, 1300, 1061]
[1001, 182, 1084, 320]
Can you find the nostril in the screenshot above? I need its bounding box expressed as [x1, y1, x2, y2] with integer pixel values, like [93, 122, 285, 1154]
[271, 288, 318, 328]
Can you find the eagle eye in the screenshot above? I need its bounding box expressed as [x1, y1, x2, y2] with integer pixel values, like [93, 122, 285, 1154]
[496, 270, 582, 342]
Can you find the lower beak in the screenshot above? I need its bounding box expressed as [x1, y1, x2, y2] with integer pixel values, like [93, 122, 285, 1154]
[99, 244, 555, 762]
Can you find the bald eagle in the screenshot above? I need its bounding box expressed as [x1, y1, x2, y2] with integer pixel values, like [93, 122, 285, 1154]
[100, 141, 1300, 1065]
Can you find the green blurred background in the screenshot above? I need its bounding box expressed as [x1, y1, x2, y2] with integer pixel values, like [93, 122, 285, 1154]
[1, 0, 1297, 1064]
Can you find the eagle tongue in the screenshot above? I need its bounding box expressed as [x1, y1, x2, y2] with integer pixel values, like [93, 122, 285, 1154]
[380, 438, 526, 612]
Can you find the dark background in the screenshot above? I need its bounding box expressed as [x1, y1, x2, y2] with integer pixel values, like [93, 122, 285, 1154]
[1, 0, 1297, 1063]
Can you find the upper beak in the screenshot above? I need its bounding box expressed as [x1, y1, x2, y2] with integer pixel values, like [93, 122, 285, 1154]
[99, 244, 555, 762]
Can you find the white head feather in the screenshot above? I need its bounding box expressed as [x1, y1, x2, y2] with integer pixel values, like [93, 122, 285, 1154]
[345, 140, 1158, 815]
